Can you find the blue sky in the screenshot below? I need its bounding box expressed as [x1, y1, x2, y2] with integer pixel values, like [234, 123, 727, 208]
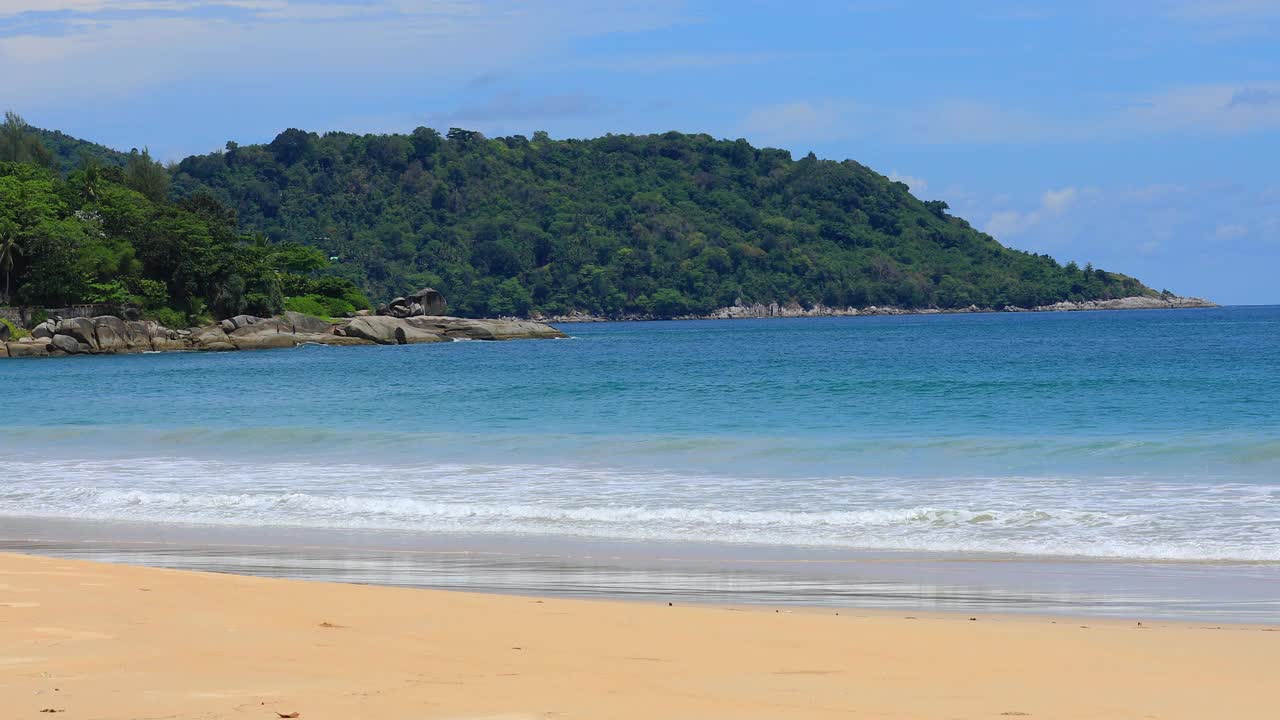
[2, 1, 1278, 304]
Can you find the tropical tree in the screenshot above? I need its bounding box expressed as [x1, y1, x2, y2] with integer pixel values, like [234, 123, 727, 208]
[125, 147, 170, 203]
[0, 220, 21, 304]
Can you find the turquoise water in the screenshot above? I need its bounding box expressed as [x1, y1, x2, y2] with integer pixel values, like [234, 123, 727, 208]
[2, 307, 1279, 564]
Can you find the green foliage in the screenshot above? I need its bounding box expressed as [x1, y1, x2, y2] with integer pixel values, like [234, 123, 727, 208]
[146, 306, 188, 329]
[0, 114, 365, 325]
[125, 148, 170, 203]
[166, 127, 1156, 316]
[0, 317, 26, 340]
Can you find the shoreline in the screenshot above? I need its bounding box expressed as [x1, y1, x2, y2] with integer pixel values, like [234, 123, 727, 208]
[537, 294, 1217, 323]
[1, 551, 1275, 719]
[3, 516, 1277, 624]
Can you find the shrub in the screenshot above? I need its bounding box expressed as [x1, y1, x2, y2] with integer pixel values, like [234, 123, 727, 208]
[147, 306, 188, 330]
[1, 317, 28, 340]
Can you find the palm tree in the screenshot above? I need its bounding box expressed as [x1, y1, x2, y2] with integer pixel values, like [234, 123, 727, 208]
[79, 152, 102, 202]
[0, 222, 21, 305]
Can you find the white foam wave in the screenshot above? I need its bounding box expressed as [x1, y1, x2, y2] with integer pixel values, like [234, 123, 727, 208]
[1, 458, 1276, 562]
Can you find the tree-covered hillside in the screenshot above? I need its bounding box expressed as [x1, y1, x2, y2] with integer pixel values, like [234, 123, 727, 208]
[169, 127, 1154, 317]
[1, 114, 370, 326]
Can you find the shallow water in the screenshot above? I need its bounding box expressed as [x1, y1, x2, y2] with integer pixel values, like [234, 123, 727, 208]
[2, 307, 1278, 619]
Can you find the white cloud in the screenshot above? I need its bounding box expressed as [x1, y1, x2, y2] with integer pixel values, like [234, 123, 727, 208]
[1213, 222, 1250, 240]
[983, 186, 1081, 239]
[0, 1, 687, 110]
[888, 171, 927, 195]
[739, 100, 852, 144]
[1123, 83, 1280, 134]
[1165, 0, 1280, 20]
[1041, 187, 1078, 213]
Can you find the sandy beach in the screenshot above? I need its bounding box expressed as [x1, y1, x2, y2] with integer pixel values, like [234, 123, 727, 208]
[0, 552, 1274, 719]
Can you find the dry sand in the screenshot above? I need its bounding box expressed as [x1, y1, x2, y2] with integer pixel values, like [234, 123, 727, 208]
[0, 552, 1275, 719]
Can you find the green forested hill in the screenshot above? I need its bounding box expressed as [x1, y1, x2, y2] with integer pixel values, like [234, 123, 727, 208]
[169, 128, 1155, 317]
[1, 114, 370, 327]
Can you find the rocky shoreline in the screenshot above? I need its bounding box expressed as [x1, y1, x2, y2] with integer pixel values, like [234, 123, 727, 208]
[538, 295, 1217, 323]
[0, 312, 566, 359]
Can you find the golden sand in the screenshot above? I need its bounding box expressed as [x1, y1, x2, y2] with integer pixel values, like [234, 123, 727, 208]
[0, 552, 1274, 719]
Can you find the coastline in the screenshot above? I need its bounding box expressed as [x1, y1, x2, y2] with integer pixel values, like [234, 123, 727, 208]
[1, 551, 1275, 720]
[538, 294, 1217, 323]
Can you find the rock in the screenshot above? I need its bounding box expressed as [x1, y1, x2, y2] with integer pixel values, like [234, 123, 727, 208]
[150, 336, 189, 352]
[0, 343, 6, 358]
[191, 325, 231, 350]
[417, 317, 566, 341]
[92, 316, 132, 353]
[18, 336, 32, 343]
[408, 287, 447, 315]
[127, 321, 157, 351]
[342, 316, 405, 345]
[31, 321, 55, 339]
[49, 334, 91, 355]
[202, 342, 237, 352]
[299, 335, 375, 347]
[0, 323, 8, 342]
[395, 324, 447, 345]
[231, 333, 303, 351]
[55, 318, 96, 346]
[4, 341, 47, 358]
[122, 307, 141, 321]
[383, 288, 448, 318]
[229, 318, 292, 337]
[221, 314, 265, 333]
[282, 311, 333, 335]
[354, 309, 371, 317]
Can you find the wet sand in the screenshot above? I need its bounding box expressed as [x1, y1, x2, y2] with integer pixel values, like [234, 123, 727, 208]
[1, 551, 1276, 719]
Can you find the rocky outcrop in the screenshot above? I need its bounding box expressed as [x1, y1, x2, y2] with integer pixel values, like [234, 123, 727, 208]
[219, 314, 265, 333]
[341, 316, 406, 345]
[4, 341, 47, 358]
[1031, 296, 1216, 312]
[283, 310, 333, 335]
[5, 309, 564, 359]
[381, 287, 448, 318]
[409, 317, 568, 340]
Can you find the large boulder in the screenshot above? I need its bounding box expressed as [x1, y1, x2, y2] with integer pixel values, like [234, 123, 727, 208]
[395, 324, 447, 345]
[342, 316, 404, 345]
[191, 325, 234, 351]
[150, 336, 189, 352]
[383, 288, 447, 318]
[0, 323, 8, 342]
[231, 333, 303, 351]
[0, 343, 7, 358]
[4, 342, 47, 358]
[409, 288, 447, 316]
[30, 321, 55, 340]
[55, 317, 96, 346]
[410, 317, 566, 341]
[49, 334, 91, 355]
[301, 335, 375, 347]
[229, 318, 292, 337]
[220, 314, 265, 333]
[92, 316, 131, 353]
[282, 311, 333, 335]
[126, 321, 157, 351]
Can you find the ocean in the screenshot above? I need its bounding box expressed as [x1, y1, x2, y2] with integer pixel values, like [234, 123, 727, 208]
[2, 307, 1278, 620]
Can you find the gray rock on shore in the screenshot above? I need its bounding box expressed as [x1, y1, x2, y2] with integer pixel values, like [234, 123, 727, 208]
[3, 308, 565, 359]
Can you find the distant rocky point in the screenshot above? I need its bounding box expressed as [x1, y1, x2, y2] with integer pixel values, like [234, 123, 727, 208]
[539, 295, 1216, 322]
